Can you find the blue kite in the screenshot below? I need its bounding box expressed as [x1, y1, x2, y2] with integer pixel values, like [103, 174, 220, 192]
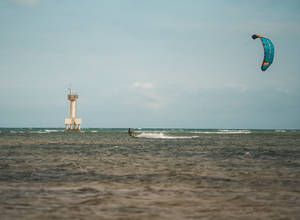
[252, 34, 274, 71]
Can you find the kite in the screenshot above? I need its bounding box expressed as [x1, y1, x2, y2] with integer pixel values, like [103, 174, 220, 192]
[252, 34, 274, 71]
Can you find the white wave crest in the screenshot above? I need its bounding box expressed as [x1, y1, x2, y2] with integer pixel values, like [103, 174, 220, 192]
[44, 130, 62, 133]
[193, 130, 251, 134]
[136, 132, 198, 139]
[275, 130, 286, 132]
[31, 130, 48, 134]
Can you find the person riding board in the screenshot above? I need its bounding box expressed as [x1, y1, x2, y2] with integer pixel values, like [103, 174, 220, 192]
[128, 128, 133, 136]
[128, 128, 136, 138]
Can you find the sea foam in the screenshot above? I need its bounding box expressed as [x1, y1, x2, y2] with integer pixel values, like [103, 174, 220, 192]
[137, 132, 198, 139]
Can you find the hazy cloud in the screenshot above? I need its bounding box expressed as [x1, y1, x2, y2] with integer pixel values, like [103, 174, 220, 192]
[10, 0, 39, 7]
[130, 82, 167, 110]
[132, 82, 154, 89]
[224, 83, 248, 92]
[144, 93, 167, 110]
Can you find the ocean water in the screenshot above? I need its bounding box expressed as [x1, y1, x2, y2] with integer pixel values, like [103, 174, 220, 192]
[0, 128, 299, 219]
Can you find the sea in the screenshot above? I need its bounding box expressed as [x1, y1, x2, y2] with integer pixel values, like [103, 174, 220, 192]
[0, 128, 299, 220]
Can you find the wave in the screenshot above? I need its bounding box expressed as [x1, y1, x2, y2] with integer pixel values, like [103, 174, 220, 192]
[275, 130, 286, 133]
[44, 129, 62, 133]
[8, 129, 64, 134]
[193, 130, 251, 134]
[9, 130, 27, 134]
[32, 129, 64, 134]
[136, 132, 198, 139]
[29, 130, 48, 134]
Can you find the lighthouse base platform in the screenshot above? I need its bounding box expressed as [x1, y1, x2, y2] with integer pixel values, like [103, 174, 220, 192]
[65, 118, 82, 131]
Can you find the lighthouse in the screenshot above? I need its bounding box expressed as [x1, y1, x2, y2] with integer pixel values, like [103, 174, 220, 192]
[65, 89, 82, 131]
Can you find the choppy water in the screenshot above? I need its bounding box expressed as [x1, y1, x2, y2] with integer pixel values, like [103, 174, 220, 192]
[0, 128, 300, 219]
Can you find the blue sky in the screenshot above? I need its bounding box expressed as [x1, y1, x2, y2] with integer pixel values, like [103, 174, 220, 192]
[0, 0, 300, 129]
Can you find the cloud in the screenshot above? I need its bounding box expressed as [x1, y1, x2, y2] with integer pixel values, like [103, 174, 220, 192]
[10, 0, 40, 7]
[132, 82, 154, 89]
[143, 93, 167, 110]
[224, 83, 248, 92]
[129, 82, 168, 109]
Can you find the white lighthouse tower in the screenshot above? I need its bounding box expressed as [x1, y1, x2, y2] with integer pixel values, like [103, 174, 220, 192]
[65, 89, 82, 131]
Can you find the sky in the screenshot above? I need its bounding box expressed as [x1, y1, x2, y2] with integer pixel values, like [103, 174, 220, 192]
[0, 0, 300, 129]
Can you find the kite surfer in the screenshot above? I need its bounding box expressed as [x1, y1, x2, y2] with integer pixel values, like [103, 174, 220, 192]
[128, 128, 136, 138]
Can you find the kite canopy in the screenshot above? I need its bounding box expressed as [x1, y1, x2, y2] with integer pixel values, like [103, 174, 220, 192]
[252, 34, 274, 71]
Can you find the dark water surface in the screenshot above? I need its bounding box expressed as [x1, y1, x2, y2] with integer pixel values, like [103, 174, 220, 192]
[0, 128, 300, 219]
